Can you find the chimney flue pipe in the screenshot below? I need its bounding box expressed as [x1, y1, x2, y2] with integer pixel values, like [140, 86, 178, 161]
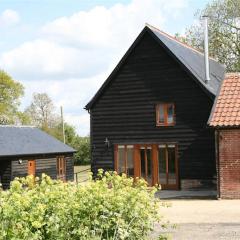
[203, 15, 210, 83]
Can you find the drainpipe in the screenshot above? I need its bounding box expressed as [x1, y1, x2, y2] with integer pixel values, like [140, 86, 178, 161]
[203, 16, 210, 83]
[215, 130, 220, 199]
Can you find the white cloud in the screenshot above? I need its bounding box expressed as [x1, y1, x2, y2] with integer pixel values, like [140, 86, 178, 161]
[65, 114, 90, 136]
[41, 0, 187, 49]
[0, 0, 188, 81]
[0, 39, 111, 79]
[0, 9, 20, 27]
[0, 0, 188, 135]
[20, 71, 109, 135]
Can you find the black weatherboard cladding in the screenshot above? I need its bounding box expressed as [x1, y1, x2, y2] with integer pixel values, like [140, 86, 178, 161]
[11, 156, 74, 181]
[0, 126, 75, 188]
[89, 30, 220, 181]
[0, 155, 74, 189]
[0, 160, 11, 189]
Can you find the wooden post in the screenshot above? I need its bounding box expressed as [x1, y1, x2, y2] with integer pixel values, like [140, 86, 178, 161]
[134, 145, 140, 179]
[152, 144, 158, 186]
[60, 106, 66, 144]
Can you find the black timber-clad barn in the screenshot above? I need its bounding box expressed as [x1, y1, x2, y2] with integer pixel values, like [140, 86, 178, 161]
[85, 24, 225, 190]
[0, 125, 75, 189]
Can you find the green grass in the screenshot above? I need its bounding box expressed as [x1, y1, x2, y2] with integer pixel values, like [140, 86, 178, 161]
[74, 165, 91, 183]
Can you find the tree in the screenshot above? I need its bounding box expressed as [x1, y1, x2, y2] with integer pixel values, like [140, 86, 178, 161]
[53, 123, 90, 165]
[0, 70, 24, 124]
[25, 93, 60, 131]
[52, 122, 76, 144]
[177, 0, 240, 71]
[25, 93, 90, 165]
[73, 136, 90, 165]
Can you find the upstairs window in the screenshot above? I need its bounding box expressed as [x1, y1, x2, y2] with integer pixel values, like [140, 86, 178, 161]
[156, 103, 175, 126]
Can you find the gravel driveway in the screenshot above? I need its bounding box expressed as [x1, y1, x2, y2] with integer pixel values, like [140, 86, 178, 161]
[153, 199, 240, 240]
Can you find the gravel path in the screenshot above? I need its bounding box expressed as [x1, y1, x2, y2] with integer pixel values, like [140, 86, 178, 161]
[153, 200, 240, 239]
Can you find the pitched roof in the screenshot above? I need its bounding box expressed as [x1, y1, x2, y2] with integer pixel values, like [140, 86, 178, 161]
[208, 73, 240, 127]
[0, 125, 76, 157]
[85, 24, 225, 110]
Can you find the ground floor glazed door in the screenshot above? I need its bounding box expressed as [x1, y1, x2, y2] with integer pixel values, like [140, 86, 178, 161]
[158, 144, 178, 190]
[139, 145, 153, 185]
[114, 143, 178, 189]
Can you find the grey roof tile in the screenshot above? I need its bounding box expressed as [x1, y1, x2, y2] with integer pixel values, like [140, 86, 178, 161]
[148, 25, 225, 96]
[0, 125, 76, 157]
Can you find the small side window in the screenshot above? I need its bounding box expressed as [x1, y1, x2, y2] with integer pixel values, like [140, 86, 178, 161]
[156, 103, 175, 126]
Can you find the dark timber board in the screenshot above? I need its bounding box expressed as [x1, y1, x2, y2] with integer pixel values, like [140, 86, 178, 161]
[90, 32, 216, 182]
[11, 155, 74, 180]
[0, 160, 11, 189]
[0, 154, 74, 188]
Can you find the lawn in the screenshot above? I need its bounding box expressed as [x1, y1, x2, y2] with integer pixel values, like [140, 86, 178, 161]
[74, 165, 91, 183]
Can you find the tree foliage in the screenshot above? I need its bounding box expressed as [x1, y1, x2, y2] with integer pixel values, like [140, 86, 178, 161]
[0, 71, 90, 165]
[25, 93, 60, 131]
[0, 72, 90, 165]
[54, 123, 91, 165]
[73, 136, 91, 165]
[25, 93, 90, 165]
[177, 0, 240, 71]
[0, 70, 24, 124]
[0, 172, 162, 239]
[53, 122, 91, 165]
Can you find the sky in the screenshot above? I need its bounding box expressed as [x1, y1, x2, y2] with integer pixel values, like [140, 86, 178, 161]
[0, 0, 209, 135]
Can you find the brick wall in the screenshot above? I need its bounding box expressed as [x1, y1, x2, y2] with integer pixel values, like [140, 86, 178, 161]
[218, 129, 240, 199]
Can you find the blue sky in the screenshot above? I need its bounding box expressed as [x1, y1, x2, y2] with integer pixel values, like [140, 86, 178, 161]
[0, 0, 209, 135]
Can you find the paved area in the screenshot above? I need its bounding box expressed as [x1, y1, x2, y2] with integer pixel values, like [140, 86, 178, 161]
[153, 199, 240, 239]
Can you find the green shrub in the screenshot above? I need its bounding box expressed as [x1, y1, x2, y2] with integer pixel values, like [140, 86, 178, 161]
[73, 136, 90, 165]
[0, 171, 162, 240]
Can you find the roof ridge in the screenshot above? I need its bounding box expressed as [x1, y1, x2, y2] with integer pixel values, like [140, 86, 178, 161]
[145, 23, 218, 62]
[226, 72, 240, 78]
[209, 71, 240, 127]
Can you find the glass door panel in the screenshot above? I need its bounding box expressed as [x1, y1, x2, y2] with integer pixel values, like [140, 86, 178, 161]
[117, 145, 125, 174]
[168, 145, 176, 184]
[158, 145, 167, 184]
[126, 145, 134, 177]
[158, 144, 178, 189]
[140, 148, 146, 179]
[146, 147, 152, 184]
[116, 145, 134, 176]
[139, 146, 152, 185]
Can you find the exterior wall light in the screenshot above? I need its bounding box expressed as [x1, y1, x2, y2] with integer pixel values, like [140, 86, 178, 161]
[104, 138, 110, 148]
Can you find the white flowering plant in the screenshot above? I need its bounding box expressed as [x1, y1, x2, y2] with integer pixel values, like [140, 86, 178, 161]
[0, 170, 162, 240]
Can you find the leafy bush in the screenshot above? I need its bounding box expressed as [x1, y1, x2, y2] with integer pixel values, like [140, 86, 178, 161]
[0, 171, 161, 239]
[73, 136, 90, 165]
